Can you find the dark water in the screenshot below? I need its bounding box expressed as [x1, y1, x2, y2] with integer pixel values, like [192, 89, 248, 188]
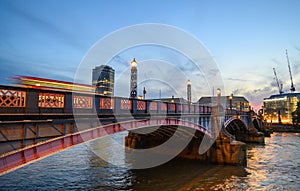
[0, 132, 299, 190]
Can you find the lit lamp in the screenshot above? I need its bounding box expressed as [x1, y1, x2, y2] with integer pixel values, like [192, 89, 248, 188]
[171, 95, 174, 103]
[229, 93, 233, 110]
[103, 90, 107, 96]
[131, 58, 137, 68]
[130, 58, 138, 98]
[217, 88, 221, 106]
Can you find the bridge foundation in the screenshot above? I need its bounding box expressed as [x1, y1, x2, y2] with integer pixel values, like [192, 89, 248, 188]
[210, 133, 246, 165]
[245, 123, 265, 144]
[125, 129, 247, 166]
[244, 132, 265, 143]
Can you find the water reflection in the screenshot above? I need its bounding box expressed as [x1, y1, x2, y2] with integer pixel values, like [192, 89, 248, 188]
[0, 132, 299, 190]
[130, 160, 248, 191]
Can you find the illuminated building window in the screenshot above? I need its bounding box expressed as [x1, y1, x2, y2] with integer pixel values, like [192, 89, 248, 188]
[263, 93, 300, 124]
[92, 65, 115, 96]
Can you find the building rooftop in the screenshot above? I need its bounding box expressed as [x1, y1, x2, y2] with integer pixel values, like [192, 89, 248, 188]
[198, 96, 249, 104]
[93, 65, 115, 71]
[152, 97, 188, 104]
[265, 92, 300, 100]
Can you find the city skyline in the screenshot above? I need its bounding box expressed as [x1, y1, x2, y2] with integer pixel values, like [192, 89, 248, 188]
[1, 0, 300, 110]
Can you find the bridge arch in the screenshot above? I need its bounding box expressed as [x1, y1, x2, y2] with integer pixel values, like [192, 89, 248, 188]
[252, 118, 262, 132]
[224, 116, 248, 141]
[0, 118, 212, 175]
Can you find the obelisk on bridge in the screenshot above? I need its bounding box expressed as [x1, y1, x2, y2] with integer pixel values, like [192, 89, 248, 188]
[187, 79, 191, 104]
[130, 58, 138, 98]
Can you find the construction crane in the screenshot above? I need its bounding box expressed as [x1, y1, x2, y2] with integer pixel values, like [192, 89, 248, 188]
[286, 49, 296, 92]
[273, 68, 283, 94]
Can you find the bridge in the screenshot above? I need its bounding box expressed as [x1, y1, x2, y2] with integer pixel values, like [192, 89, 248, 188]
[0, 85, 266, 175]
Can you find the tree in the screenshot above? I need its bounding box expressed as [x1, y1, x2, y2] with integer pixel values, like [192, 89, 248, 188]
[292, 101, 300, 126]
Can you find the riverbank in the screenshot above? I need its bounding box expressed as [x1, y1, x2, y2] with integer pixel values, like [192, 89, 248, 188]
[267, 124, 300, 133]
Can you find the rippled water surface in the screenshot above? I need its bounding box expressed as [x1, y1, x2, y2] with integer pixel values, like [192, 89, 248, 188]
[0, 132, 299, 190]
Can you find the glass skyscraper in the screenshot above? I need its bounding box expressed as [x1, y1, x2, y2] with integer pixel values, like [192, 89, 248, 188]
[92, 65, 115, 96]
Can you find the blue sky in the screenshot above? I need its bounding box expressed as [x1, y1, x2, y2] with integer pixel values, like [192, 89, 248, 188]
[1, 0, 300, 109]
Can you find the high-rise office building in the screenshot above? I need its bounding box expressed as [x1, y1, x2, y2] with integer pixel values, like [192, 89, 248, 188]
[92, 65, 115, 96]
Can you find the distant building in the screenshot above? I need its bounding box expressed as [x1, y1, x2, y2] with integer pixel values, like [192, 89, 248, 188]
[198, 95, 250, 112]
[152, 97, 188, 104]
[263, 93, 300, 124]
[92, 65, 115, 96]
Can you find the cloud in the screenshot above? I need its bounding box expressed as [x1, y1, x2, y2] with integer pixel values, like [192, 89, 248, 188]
[231, 85, 278, 109]
[177, 60, 198, 73]
[271, 58, 282, 66]
[294, 46, 300, 52]
[110, 55, 128, 67]
[292, 58, 300, 74]
[3, 1, 84, 50]
[232, 89, 240, 95]
[0, 54, 76, 85]
[227, 77, 250, 82]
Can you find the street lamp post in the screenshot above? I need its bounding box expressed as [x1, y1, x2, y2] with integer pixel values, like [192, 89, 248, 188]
[217, 88, 221, 106]
[229, 93, 233, 110]
[130, 58, 138, 98]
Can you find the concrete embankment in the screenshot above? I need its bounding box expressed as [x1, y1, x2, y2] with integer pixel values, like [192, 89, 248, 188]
[267, 124, 300, 133]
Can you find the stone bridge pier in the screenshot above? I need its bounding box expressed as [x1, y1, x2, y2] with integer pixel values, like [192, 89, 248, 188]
[125, 107, 247, 166]
[225, 114, 265, 144]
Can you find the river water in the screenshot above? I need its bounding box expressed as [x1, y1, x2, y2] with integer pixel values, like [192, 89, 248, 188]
[0, 132, 299, 190]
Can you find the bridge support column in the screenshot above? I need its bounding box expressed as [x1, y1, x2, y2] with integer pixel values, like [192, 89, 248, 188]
[245, 131, 265, 144]
[125, 131, 211, 162]
[209, 133, 246, 165]
[125, 129, 247, 166]
[209, 106, 247, 166]
[246, 118, 265, 144]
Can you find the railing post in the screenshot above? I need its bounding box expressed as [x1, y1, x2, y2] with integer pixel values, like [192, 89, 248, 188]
[131, 99, 137, 114]
[25, 89, 39, 114]
[64, 92, 73, 114]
